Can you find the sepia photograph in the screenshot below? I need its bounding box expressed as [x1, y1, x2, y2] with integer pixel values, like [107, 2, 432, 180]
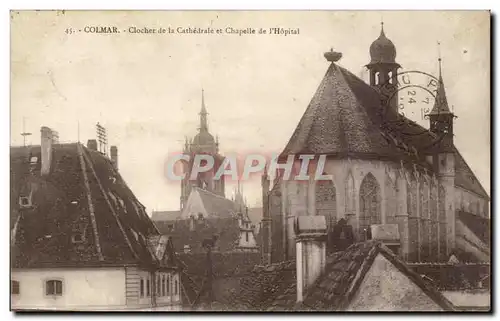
[9, 10, 491, 312]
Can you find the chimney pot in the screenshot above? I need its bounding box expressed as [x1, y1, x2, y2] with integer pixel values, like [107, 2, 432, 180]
[87, 139, 98, 151]
[295, 216, 327, 302]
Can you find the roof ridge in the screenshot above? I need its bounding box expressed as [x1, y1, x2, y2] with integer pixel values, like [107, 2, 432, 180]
[378, 244, 457, 311]
[196, 186, 236, 204]
[77, 143, 104, 261]
[301, 64, 333, 152]
[81, 146, 140, 261]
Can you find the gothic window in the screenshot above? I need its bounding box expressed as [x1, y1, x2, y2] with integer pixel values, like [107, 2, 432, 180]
[316, 179, 337, 228]
[345, 172, 355, 214]
[359, 173, 381, 239]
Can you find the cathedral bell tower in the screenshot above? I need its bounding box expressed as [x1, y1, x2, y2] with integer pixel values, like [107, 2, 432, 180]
[180, 89, 226, 210]
[366, 23, 401, 114]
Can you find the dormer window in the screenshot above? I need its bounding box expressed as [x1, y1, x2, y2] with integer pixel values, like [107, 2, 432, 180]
[71, 233, 84, 244]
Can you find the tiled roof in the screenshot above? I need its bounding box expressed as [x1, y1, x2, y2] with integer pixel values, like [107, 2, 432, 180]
[279, 61, 489, 200]
[177, 251, 261, 309]
[151, 210, 181, 222]
[457, 210, 490, 245]
[300, 241, 455, 311]
[228, 241, 455, 311]
[10, 143, 160, 268]
[280, 63, 410, 161]
[196, 188, 238, 219]
[155, 217, 242, 253]
[454, 150, 489, 199]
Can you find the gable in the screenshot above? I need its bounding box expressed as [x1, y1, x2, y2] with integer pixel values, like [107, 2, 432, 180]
[348, 254, 443, 311]
[181, 189, 208, 219]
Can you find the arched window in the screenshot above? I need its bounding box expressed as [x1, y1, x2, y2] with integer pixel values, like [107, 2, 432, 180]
[359, 173, 381, 239]
[316, 179, 337, 228]
[345, 172, 355, 214]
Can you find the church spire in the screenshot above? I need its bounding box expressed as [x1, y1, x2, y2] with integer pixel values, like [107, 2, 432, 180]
[429, 42, 452, 116]
[200, 89, 209, 132]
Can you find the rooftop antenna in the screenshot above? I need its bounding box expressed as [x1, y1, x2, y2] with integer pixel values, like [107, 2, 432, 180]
[96, 122, 108, 156]
[20, 117, 32, 147]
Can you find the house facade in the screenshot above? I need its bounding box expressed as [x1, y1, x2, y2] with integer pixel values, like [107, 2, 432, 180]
[10, 127, 182, 311]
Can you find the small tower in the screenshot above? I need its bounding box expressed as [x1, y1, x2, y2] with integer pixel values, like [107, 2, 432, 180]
[366, 22, 401, 113]
[429, 48, 456, 257]
[261, 165, 271, 265]
[429, 51, 455, 153]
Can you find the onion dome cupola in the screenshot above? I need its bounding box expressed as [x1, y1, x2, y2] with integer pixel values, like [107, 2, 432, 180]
[366, 23, 401, 88]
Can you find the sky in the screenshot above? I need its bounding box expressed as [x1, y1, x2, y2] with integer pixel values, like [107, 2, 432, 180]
[11, 11, 490, 214]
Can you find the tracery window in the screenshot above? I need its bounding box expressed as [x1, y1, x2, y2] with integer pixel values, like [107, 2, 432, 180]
[316, 179, 337, 228]
[359, 173, 381, 239]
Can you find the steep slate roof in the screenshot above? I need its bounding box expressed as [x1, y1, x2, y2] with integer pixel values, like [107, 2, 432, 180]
[151, 210, 181, 222]
[280, 61, 489, 200]
[228, 241, 456, 311]
[11, 143, 160, 268]
[280, 63, 406, 160]
[196, 187, 239, 219]
[155, 217, 242, 254]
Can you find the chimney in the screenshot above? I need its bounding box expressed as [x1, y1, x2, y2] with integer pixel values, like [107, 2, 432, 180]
[87, 139, 98, 151]
[295, 216, 327, 302]
[110, 145, 118, 169]
[40, 126, 53, 176]
[371, 224, 401, 255]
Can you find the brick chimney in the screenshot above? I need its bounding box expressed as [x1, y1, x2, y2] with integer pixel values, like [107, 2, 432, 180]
[87, 139, 98, 151]
[110, 145, 118, 169]
[371, 224, 401, 255]
[40, 126, 53, 176]
[295, 216, 327, 302]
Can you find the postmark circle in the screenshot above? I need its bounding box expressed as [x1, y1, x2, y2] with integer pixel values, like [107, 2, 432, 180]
[377, 70, 442, 137]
